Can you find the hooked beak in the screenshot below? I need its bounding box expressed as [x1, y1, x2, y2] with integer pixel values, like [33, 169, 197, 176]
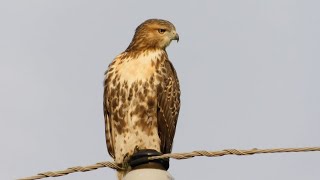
[173, 33, 179, 42]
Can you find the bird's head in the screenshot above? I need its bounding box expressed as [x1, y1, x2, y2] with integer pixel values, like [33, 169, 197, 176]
[126, 19, 179, 51]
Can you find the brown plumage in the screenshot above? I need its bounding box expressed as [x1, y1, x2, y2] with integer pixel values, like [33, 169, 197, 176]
[103, 19, 180, 179]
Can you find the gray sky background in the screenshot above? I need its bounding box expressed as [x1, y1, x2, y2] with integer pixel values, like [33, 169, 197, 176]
[1, 0, 320, 179]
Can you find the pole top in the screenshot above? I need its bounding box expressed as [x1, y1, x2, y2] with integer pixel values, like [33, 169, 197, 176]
[123, 168, 174, 180]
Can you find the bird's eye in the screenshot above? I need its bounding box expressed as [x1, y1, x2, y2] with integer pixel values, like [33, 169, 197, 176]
[158, 29, 166, 34]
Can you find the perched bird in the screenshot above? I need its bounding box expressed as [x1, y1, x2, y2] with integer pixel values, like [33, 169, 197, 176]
[103, 19, 180, 179]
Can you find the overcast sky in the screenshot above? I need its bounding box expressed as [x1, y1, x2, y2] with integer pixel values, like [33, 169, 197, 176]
[1, 0, 320, 180]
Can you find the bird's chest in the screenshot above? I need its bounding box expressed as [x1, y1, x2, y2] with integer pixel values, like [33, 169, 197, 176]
[118, 60, 154, 84]
[111, 51, 164, 85]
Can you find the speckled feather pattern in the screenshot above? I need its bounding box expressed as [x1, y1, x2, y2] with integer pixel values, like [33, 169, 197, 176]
[103, 19, 180, 179]
[104, 50, 180, 162]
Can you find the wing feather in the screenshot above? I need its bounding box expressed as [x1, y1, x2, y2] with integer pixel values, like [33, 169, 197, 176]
[104, 69, 115, 158]
[157, 60, 180, 154]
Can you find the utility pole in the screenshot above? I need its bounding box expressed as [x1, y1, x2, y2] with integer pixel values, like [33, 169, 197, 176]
[124, 168, 174, 180]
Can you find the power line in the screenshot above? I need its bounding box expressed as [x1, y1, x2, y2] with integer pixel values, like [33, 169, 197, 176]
[18, 146, 320, 180]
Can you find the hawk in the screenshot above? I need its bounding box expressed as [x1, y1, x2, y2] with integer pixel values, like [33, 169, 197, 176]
[103, 19, 180, 179]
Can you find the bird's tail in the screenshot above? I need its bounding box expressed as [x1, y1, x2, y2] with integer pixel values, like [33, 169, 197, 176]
[117, 170, 128, 180]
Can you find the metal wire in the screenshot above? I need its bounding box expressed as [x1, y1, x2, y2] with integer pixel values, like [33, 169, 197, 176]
[18, 146, 320, 180]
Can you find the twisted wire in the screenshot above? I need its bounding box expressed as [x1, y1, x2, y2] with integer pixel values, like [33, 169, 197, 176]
[18, 146, 320, 180]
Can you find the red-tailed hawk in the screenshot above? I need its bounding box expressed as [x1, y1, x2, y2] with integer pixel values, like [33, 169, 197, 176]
[103, 19, 180, 179]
